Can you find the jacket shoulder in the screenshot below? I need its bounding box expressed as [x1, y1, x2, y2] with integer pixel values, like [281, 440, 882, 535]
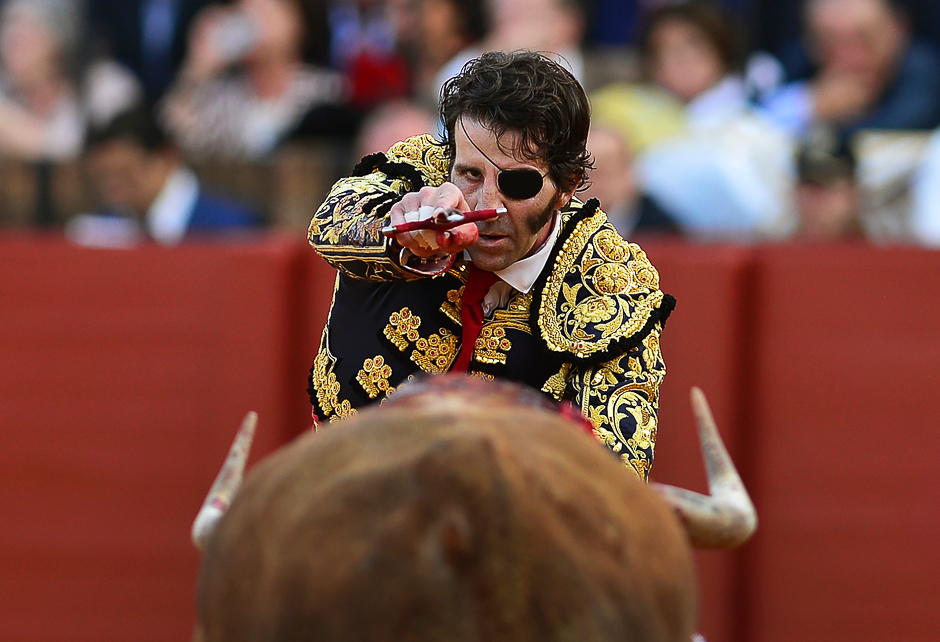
[532, 199, 675, 365]
[353, 135, 451, 189]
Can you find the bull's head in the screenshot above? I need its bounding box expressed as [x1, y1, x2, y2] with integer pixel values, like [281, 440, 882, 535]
[193, 384, 756, 552]
[192, 377, 757, 642]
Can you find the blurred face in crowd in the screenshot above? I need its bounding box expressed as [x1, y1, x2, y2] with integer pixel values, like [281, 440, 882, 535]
[88, 140, 177, 216]
[0, 6, 60, 88]
[237, 0, 304, 63]
[489, 0, 583, 52]
[795, 178, 861, 240]
[808, 0, 905, 85]
[646, 18, 726, 103]
[586, 126, 638, 215]
[450, 117, 574, 272]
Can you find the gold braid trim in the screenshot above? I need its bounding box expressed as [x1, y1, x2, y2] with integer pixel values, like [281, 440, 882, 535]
[537, 211, 665, 360]
[310, 329, 357, 421]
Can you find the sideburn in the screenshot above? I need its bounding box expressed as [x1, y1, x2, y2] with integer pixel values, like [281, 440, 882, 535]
[526, 201, 555, 235]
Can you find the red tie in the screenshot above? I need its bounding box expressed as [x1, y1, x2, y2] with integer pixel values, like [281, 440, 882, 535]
[452, 263, 500, 372]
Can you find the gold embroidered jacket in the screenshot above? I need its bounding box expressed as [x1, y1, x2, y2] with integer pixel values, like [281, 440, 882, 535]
[307, 135, 675, 481]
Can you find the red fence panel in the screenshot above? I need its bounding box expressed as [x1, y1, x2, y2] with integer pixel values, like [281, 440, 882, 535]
[640, 238, 756, 642]
[0, 234, 307, 641]
[743, 244, 940, 642]
[3, 235, 938, 642]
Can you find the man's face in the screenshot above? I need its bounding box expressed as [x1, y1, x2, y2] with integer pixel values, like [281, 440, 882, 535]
[647, 18, 726, 104]
[88, 139, 171, 216]
[450, 117, 572, 272]
[809, 0, 904, 82]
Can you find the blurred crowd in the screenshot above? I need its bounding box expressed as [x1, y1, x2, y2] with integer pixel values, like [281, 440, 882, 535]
[1, 0, 940, 246]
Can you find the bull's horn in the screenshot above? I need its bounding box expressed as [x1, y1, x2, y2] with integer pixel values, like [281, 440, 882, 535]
[651, 388, 757, 549]
[191, 411, 258, 551]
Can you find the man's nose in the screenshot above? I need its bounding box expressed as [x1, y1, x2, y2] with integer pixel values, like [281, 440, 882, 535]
[479, 176, 505, 210]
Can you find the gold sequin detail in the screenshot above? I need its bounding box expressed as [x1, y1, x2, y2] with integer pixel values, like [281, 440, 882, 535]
[384, 308, 421, 351]
[538, 213, 664, 359]
[356, 355, 394, 399]
[541, 363, 572, 401]
[473, 325, 512, 365]
[411, 331, 459, 372]
[440, 287, 463, 325]
[383, 308, 457, 372]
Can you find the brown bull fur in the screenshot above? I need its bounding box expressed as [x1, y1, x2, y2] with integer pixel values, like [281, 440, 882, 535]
[196, 376, 698, 642]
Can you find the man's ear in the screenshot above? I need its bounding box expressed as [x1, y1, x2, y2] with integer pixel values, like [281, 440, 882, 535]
[553, 186, 576, 210]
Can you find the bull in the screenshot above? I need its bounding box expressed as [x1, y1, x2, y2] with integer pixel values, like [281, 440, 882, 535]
[192, 376, 756, 642]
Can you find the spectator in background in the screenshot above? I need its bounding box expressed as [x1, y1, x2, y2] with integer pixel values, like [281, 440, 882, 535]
[431, 0, 587, 104]
[354, 99, 436, 158]
[585, 124, 678, 237]
[394, 0, 489, 108]
[761, 0, 940, 138]
[70, 104, 259, 247]
[591, 0, 749, 156]
[0, 0, 141, 162]
[791, 127, 863, 240]
[592, 0, 796, 241]
[160, 0, 347, 160]
[328, 0, 411, 111]
[641, 0, 749, 125]
[87, 0, 215, 101]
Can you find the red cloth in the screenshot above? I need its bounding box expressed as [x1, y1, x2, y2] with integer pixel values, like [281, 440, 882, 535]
[452, 264, 500, 372]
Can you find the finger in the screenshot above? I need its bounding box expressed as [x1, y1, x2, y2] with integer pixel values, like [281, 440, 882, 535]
[437, 222, 479, 252]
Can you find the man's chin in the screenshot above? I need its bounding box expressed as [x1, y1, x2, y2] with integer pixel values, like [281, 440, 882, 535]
[466, 246, 514, 272]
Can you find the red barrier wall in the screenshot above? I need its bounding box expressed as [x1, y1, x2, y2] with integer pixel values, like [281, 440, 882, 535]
[0, 235, 308, 641]
[640, 239, 756, 642]
[743, 244, 940, 642]
[2, 235, 938, 642]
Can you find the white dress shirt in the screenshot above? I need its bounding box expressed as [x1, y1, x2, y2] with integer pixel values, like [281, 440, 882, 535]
[481, 211, 561, 316]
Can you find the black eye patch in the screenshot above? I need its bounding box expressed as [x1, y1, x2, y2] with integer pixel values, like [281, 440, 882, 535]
[459, 117, 548, 200]
[497, 168, 545, 200]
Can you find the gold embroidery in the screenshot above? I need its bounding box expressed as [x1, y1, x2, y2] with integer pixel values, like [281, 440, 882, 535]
[469, 371, 495, 382]
[594, 262, 633, 295]
[594, 229, 632, 262]
[473, 325, 512, 365]
[310, 328, 358, 421]
[607, 381, 659, 451]
[386, 135, 450, 187]
[384, 308, 457, 373]
[594, 425, 623, 453]
[491, 292, 533, 334]
[642, 330, 661, 371]
[537, 214, 664, 359]
[411, 330, 459, 372]
[440, 287, 463, 325]
[541, 363, 572, 400]
[384, 308, 421, 351]
[356, 355, 394, 399]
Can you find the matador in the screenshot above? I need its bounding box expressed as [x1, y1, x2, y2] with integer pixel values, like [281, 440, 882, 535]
[306, 51, 674, 481]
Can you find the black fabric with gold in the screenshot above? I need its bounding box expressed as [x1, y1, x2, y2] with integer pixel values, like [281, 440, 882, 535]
[307, 135, 675, 481]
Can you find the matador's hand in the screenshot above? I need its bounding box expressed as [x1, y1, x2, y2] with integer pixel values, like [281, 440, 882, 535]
[388, 183, 479, 257]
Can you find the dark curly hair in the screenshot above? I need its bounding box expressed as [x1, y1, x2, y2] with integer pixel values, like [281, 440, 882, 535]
[438, 51, 592, 194]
